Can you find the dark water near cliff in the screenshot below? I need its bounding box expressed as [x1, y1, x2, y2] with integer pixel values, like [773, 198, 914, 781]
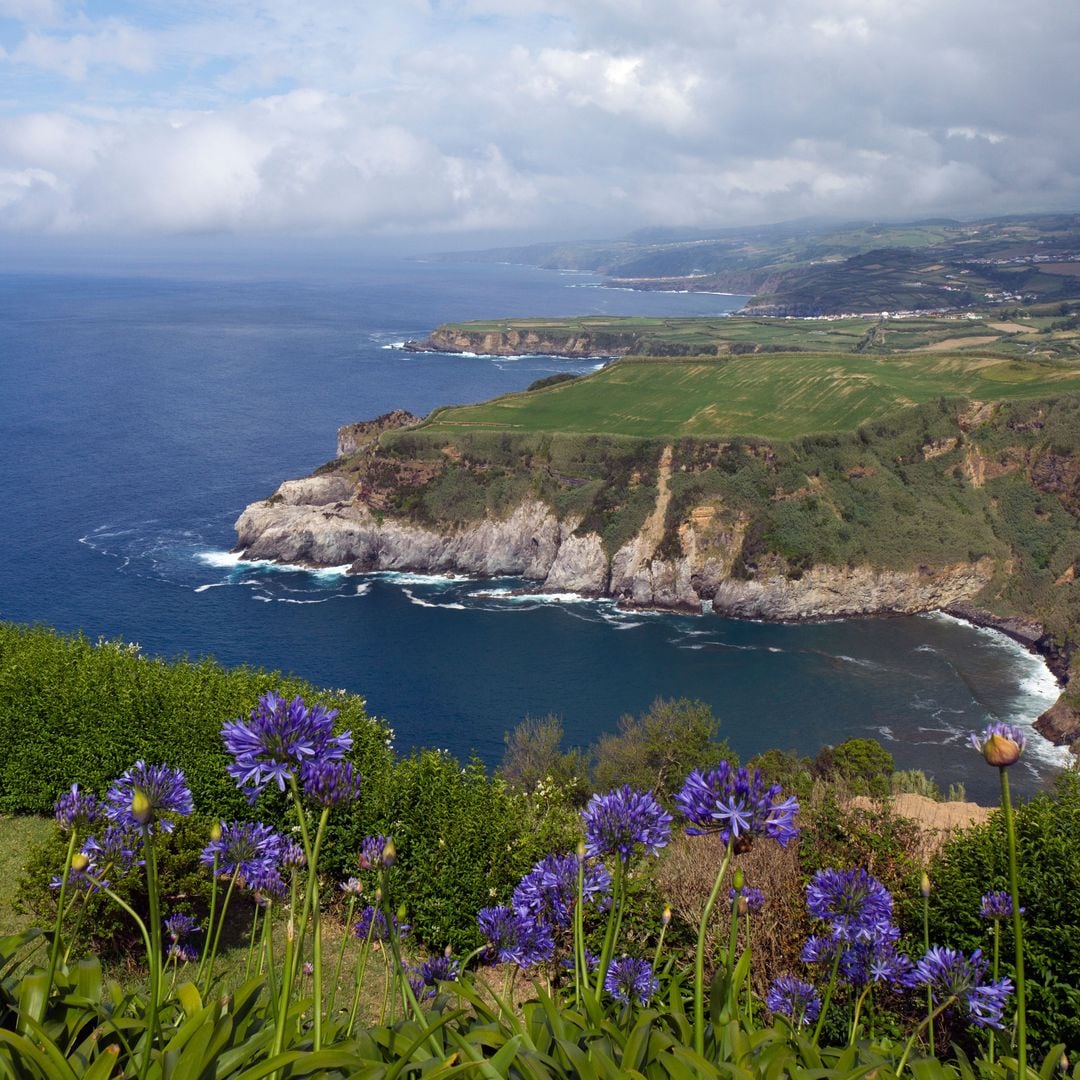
[0, 258, 1065, 803]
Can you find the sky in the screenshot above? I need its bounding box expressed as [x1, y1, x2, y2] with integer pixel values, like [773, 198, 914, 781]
[1, 0, 1079, 247]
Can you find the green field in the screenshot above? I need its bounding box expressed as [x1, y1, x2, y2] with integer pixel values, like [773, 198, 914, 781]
[422, 352, 1080, 440]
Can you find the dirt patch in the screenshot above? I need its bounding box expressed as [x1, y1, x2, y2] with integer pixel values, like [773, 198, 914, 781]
[916, 336, 1000, 352]
[850, 794, 991, 857]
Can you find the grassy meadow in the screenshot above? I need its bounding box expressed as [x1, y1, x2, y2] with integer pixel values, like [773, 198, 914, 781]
[422, 351, 1080, 440]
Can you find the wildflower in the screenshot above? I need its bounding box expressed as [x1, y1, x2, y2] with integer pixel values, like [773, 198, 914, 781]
[766, 975, 822, 1026]
[222, 692, 352, 801]
[54, 784, 101, 831]
[340, 877, 363, 896]
[245, 864, 286, 900]
[417, 951, 461, 993]
[82, 826, 142, 875]
[280, 839, 306, 868]
[300, 759, 361, 807]
[911, 946, 1013, 1029]
[200, 821, 284, 886]
[806, 868, 895, 943]
[354, 904, 409, 943]
[969, 722, 1026, 768]
[604, 956, 658, 1006]
[512, 853, 611, 927]
[168, 943, 198, 964]
[675, 764, 799, 849]
[582, 786, 673, 862]
[980, 891, 1022, 919]
[104, 761, 193, 834]
[359, 834, 391, 870]
[476, 906, 554, 968]
[50, 851, 105, 894]
[164, 913, 201, 944]
[730, 884, 766, 913]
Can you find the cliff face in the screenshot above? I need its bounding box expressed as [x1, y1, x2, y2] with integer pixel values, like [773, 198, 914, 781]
[235, 471, 997, 618]
[408, 327, 636, 358]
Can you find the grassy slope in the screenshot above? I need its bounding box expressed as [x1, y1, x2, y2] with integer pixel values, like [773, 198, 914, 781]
[422, 352, 1080, 441]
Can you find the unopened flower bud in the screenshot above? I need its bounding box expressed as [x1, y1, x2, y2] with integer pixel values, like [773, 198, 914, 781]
[381, 839, 396, 867]
[444, 944, 453, 958]
[738, 896, 748, 917]
[397, 903, 407, 924]
[921, 872, 931, 898]
[72, 852, 90, 873]
[733, 868, 745, 891]
[576, 840, 587, 864]
[286, 917, 295, 942]
[983, 733, 1022, 768]
[210, 821, 223, 843]
[662, 904, 672, 926]
[1060, 1053, 1069, 1074]
[374, 887, 382, 904]
[131, 789, 152, 826]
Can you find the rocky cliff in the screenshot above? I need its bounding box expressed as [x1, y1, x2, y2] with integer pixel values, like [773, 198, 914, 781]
[406, 326, 636, 357]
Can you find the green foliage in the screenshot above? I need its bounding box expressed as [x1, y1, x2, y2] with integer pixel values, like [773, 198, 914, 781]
[923, 771, 1080, 1055]
[498, 715, 591, 807]
[813, 738, 895, 797]
[592, 698, 736, 802]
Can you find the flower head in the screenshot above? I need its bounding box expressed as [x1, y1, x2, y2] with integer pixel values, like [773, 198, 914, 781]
[417, 951, 461, 996]
[201, 821, 284, 887]
[806, 868, 895, 943]
[222, 692, 352, 801]
[164, 913, 201, 943]
[980, 891, 1022, 920]
[766, 975, 822, 1027]
[675, 764, 798, 849]
[300, 759, 361, 807]
[512, 853, 611, 928]
[604, 956, 658, 1006]
[969, 722, 1026, 768]
[104, 761, 193, 835]
[730, 884, 766, 913]
[54, 784, 100, 832]
[280, 839, 306, 868]
[359, 834, 390, 871]
[355, 904, 409, 943]
[477, 906, 554, 968]
[169, 943, 198, 964]
[911, 946, 1013, 1029]
[82, 826, 142, 876]
[582, 786, 673, 862]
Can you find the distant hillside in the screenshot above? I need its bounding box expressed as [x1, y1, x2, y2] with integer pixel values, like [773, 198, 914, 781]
[427, 213, 1080, 316]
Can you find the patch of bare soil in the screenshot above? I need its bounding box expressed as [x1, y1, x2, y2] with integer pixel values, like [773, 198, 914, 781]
[850, 793, 991, 856]
[915, 336, 1000, 351]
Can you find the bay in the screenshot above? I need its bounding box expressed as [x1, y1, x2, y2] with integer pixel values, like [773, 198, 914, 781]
[0, 257, 1065, 804]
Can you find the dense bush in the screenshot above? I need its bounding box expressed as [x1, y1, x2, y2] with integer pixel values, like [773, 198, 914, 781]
[923, 770, 1080, 1055]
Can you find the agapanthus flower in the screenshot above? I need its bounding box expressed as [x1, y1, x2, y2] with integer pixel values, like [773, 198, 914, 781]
[222, 692, 352, 801]
[766, 975, 822, 1026]
[582, 786, 673, 862]
[82, 826, 142, 876]
[164, 913, 201, 943]
[355, 904, 410, 943]
[675, 764, 799, 849]
[911, 946, 1013, 1029]
[104, 761, 193, 834]
[54, 784, 100, 831]
[340, 877, 363, 896]
[417, 952, 461, 996]
[300, 759, 362, 807]
[50, 852, 105, 894]
[477, 906, 555, 968]
[281, 839, 306, 868]
[604, 956, 658, 1006]
[806, 868, 895, 943]
[730, 884, 766, 913]
[245, 864, 286, 900]
[359, 834, 391, 871]
[980, 891, 1022, 919]
[512, 853, 611, 927]
[168, 943, 198, 964]
[969, 722, 1026, 768]
[200, 821, 284, 886]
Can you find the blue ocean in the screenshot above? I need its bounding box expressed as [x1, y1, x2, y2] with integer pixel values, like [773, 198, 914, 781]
[0, 256, 1065, 803]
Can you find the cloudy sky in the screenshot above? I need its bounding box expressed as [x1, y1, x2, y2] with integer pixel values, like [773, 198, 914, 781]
[1, 0, 1078, 244]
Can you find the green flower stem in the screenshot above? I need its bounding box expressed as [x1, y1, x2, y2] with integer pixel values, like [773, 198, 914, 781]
[143, 835, 164, 1052]
[328, 894, 356, 1018]
[988, 917, 1000, 1063]
[195, 852, 219, 987]
[244, 901, 261, 980]
[264, 900, 279, 1026]
[811, 948, 842, 1048]
[43, 830, 79, 1008]
[307, 807, 332, 1051]
[201, 867, 240, 996]
[273, 871, 300, 1064]
[848, 983, 873, 1047]
[573, 856, 588, 1000]
[744, 913, 754, 1026]
[346, 921, 377, 1038]
[897, 995, 958, 1077]
[650, 917, 669, 980]
[594, 855, 625, 1003]
[1000, 766, 1027, 1078]
[923, 886, 934, 1051]
[693, 838, 733, 1058]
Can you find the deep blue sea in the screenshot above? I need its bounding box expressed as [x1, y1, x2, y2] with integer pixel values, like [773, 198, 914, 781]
[0, 257, 1066, 803]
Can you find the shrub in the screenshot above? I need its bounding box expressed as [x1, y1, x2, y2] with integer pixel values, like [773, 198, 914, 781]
[498, 715, 591, 806]
[812, 738, 895, 797]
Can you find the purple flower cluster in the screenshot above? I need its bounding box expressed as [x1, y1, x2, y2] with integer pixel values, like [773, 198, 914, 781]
[730, 884, 766, 913]
[104, 761, 194, 835]
[221, 693, 354, 803]
[164, 913, 201, 963]
[603, 956, 658, 1006]
[54, 784, 100, 831]
[405, 951, 461, 999]
[359, 834, 391, 871]
[512, 853, 611, 928]
[83, 826, 142, 876]
[355, 904, 410, 943]
[675, 763, 799, 849]
[201, 821, 286, 896]
[582, 786, 673, 862]
[980, 891, 1022, 920]
[911, 946, 1013, 1029]
[766, 975, 822, 1026]
[477, 906, 555, 968]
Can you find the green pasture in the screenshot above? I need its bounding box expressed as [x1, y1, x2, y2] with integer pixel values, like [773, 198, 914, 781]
[422, 351, 1080, 440]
